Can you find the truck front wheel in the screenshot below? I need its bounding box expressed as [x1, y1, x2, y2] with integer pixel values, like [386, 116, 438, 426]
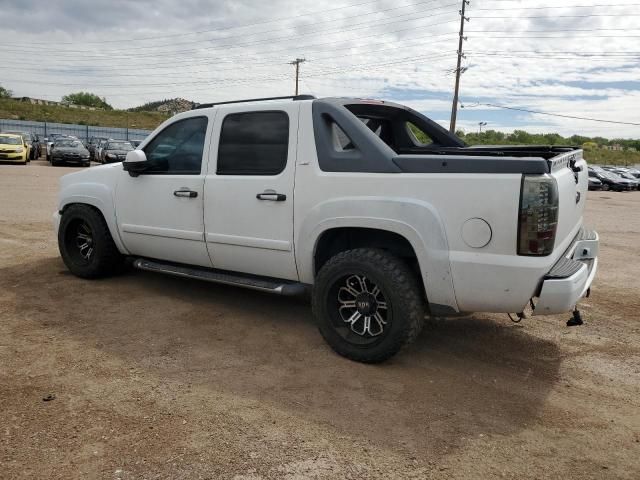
[58, 204, 124, 279]
[312, 248, 425, 363]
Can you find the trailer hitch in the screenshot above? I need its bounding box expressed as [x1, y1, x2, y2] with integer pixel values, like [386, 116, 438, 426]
[567, 308, 583, 327]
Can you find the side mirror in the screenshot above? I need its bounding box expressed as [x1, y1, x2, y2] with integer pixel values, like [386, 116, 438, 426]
[123, 149, 148, 177]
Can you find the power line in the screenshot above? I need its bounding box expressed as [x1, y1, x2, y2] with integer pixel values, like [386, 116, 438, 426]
[474, 13, 640, 18]
[0, 1, 457, 56]
[468, 50, 640, 55]
[467, 54, 639, 61]
[32, 58, 457, 100]
[3, 35, 459, 79]
[466, 28, 640, 33]
[3, 25, 458, 72]
[462, 102, 640, 126]
[476, 3, 640, 10]
[470, 35, 640, 38]
[0, 22, 458, 71]
[1, 0, 441, 46]
[3, 52, 457, 91]
[0, 9, 459, 64]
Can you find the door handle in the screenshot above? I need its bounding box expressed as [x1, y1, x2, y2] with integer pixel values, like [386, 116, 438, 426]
[174, 188, 198, 198]
[256, 191, 286, 201]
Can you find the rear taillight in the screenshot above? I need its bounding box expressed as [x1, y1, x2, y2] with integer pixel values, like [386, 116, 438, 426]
[518, 175, 558, 256]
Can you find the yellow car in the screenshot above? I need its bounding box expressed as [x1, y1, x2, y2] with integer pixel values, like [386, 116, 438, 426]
[0, 134, 29, 164]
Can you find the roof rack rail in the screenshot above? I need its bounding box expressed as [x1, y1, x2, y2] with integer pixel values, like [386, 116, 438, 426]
[193, 94, 315, 110]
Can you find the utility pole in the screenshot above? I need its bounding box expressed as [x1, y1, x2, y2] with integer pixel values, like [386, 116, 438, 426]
[289, 58, 306, 95]
[478, 121, 487, 134]
[449, 0, 469, 133]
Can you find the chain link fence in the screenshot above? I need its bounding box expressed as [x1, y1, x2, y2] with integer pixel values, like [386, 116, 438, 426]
[0, 118, 152, 143]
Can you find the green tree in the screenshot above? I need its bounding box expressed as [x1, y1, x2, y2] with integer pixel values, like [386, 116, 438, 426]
[0, 84, 12, 99]
[510, 130, 533, 144]
[62, 91, 113, 110]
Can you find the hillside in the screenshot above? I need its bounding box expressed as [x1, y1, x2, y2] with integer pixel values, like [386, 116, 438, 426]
[128, 98, 194, 114]
[0, 98, 169, 130]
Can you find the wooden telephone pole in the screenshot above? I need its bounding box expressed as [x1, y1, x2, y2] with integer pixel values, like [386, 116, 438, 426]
[289, 58, 306, 95]
[449, 0, 469, 133]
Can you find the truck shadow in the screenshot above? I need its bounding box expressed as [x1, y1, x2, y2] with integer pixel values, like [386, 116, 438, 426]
[5, 257, 562, 459]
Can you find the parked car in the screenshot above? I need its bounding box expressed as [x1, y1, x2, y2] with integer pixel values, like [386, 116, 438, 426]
[588, 167, 633, 191]
[99, 140, 134, 164]
[50, 138, 91, 167]
[588, 177, 602, 191]
[626, 168, 640, 178]
[129, 140, 142, 148]
[3, 132, 32, 161]
[45, 133, 69, 161]
[615, 171, 640, 189]
[86, 136, 109, 161]
[54, 95, 598, 363]
[4, 131, 40, 160]
[0, 133, 29, 164]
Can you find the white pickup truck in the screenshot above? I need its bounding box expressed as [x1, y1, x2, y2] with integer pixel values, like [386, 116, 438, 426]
[54, 95, 599, 363]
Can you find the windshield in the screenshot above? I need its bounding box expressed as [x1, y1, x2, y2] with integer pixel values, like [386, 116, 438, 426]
[107, 142, 133, 150]
[0, 136, 21, 145]
[57, 140, 83, 148]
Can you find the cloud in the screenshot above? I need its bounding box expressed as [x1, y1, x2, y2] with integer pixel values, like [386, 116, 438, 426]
[0, 0, 638, 138]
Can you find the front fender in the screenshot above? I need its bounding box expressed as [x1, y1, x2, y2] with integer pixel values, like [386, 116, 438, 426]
[296, 196, 459, 313]
[57, 181, 129, 255]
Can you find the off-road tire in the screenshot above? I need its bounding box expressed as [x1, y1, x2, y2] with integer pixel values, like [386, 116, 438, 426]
[312, 248, 425, 363]
[58, 204, 124, 279]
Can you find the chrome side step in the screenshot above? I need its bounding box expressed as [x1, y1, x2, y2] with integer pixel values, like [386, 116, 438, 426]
[132, 258, 308, 296]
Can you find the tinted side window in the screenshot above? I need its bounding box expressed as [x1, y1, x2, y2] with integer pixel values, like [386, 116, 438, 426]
[217, 111, 289, 175]
[143, 116, 208, 174]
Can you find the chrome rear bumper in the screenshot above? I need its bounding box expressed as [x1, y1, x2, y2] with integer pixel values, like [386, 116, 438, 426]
[533, 228, 599, 315]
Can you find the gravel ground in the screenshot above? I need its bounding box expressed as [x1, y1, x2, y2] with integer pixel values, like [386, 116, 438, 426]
[0, 161, 639, 479]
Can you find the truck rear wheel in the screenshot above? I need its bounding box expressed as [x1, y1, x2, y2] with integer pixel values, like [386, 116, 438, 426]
[58, 204, 124, 279]
[312, 248, 425, 363]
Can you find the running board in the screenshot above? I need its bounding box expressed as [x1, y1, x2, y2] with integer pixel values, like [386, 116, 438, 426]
[132, 258, 308, 296]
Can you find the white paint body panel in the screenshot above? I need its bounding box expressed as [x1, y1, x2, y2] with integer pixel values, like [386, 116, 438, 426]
[202, 102, 300, 280]
[113, 110, 217, 268]
[54, 98, 594, 317]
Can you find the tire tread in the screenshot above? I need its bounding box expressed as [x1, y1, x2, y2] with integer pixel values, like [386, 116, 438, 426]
[59, 204, 124, 279]
[312, 248, 425, 363]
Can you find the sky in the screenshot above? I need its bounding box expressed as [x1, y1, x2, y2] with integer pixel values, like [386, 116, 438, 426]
[0, 0, 638, 138]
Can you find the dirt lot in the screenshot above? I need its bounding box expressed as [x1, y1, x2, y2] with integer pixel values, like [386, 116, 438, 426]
[1, 161, 639, 479]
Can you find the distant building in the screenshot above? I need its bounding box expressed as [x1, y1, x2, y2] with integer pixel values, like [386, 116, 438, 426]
[14, 96, 60, 106]
[12, 96, 97, 110]
[602, 144, 623, 151]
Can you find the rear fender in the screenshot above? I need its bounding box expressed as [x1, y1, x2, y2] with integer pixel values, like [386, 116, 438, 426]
[297, 196, 459, 313]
